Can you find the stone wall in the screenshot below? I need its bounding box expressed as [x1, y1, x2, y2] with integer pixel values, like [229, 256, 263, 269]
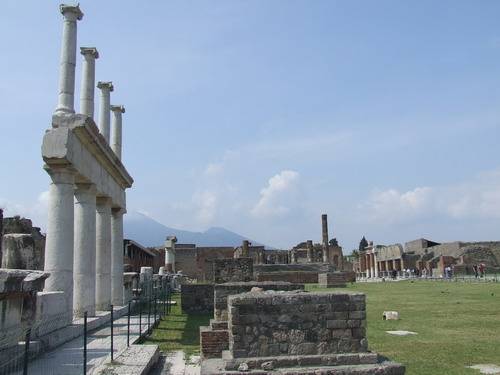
[214, 281, 305, 321]
[181, 284, 214, 314]
[197, 247, 236, 282]
[175, 246, 198, 278]
[213, 258, 253, 283]
[255, 271, 319, 284]
[1, 216, 45, 270]
[227, 291, 367, 358]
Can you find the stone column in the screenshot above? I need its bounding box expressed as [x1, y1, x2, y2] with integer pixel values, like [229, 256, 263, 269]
[96, 197, 112, 310]
[165, 236, 177, 273]
[43, 165, 75, 313]
[306, 240, 313, 263]
[97, 81, 114, 143]
[373, 252, 379, 278]
[370, 253, 375, 278]
[242, 240, 249, 258]
[79, 47, 99, 118]
[73, 183, 96, 317]
[110, 105, 125, 159]
[55, 4, 83, 115]
[321, 214, 329, 263]
[111, 208, 125, 306]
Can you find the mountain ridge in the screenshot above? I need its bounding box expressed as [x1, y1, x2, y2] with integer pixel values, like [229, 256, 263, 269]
[124, 211, 267, 248]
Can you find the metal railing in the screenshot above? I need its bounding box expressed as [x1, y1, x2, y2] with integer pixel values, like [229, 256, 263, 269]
[0, 279, 173, 375]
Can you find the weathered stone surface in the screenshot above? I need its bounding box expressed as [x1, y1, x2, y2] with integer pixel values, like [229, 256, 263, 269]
[181, 284, 214, 314]
[213, 258, 253, 283]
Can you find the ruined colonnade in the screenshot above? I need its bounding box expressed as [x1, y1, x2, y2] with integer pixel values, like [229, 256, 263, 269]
[42, 4, 133, 318]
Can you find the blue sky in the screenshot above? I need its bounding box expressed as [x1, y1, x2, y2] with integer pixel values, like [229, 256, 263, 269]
[1, 1, 500, 250]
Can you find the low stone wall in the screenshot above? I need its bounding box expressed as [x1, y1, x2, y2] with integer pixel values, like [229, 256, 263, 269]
[181, 284, 214, 314]
[228, 291, 367, 358]
[255, 271, 319, 284]
[214, 281, 305, 321]
[213, 258, 253, 283]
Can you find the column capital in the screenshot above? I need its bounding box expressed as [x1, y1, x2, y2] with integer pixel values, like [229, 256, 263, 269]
[110, 105, 125, 114]
[80, 47, 99, 59]
[74, 182, 97, 194]
[112, 207, 126, 216]
[96, 196, 112, 207]
[44, 164, 76, 184]
[97, 81, 114, 92]
[60, 4, 84, 21]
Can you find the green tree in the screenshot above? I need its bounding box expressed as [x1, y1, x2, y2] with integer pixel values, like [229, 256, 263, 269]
[359, 236, 368, 252]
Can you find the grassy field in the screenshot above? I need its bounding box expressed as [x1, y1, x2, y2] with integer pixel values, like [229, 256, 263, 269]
[308, 281, 500, 375]
[142, 293, 212, 357]
[144, 281, 500, 374]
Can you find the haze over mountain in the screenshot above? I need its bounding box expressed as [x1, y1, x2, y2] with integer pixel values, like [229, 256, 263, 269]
[124, 211, 267, 248]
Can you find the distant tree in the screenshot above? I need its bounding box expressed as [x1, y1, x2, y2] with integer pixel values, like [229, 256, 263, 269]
[329, 238, 339, 247]
[359, 236, 368, 252]
[351, 250, 360, 259]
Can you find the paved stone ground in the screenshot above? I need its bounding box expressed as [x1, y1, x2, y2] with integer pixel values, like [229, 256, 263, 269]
[20, 313, 159, 375]
[149, 352, 200, 375]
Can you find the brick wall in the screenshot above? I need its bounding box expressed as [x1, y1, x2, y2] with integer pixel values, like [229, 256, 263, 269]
[228, 291, 367, 358]
[175, 247, 198, 278]
[200, 326, 229, 358]
[180, 284, 214, 314]
[213, 258, 253, 283]
[255, 271, 319, 284]
[197, 247, 235, 282]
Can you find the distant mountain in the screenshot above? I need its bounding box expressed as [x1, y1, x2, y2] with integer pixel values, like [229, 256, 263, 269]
[124, 211, 265, 248]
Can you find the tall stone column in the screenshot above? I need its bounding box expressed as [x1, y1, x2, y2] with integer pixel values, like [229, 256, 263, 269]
[321, 214, 329, 263]
[110, 105, 125, 159]
[55, 4, 83, 115]
[97, 82, 113, 143]
[73, 183, 96, 317]
[43, 165, 75, 314]
[96, 197, 112, 311]
[370, 253, 375, 278]
[79, 47, 99, 118]
[366, 254, 371, 278]
[373, 252, 379, 278]
[306, 240, 313, 263]
[111, 208, 125, 306]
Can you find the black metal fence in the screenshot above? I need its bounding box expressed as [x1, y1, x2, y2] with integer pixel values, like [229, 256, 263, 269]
[0, 279, 172, 375]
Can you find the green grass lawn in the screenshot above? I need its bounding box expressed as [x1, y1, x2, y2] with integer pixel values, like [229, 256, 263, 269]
[308, 281, 500, 375]
[144, 282, 500, 374]
[142, 293, 212, 357]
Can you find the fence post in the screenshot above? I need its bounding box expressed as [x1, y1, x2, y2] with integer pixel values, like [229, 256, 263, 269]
[154, 290, 157, 326]
[23, 328, 31, 375]
[127, 301, 131, 347]
[83, 311, 87, 375]
[110, 304, 114, 362]
[148, 291, 151, 333]
[139, 297, 142, 338]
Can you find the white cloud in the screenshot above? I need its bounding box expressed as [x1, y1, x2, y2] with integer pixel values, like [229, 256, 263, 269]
[204, 162, 224, 177]
[251, 170, 300, 218]
[0, 190, 49, 230]
[361, 169, 500, 223]
[192, 190, 217, 224]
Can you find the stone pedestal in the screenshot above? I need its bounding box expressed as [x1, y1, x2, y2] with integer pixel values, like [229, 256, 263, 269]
[318, 272, 347, 288]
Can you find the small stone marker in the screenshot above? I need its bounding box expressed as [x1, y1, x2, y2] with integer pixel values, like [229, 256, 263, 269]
[238, 362, 249, 372]
[386, 330, 417, 336]
[383, 311, 400, 320]
[467, 364, 500, 374]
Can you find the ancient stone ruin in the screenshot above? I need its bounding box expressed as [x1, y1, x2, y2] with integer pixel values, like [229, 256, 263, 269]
[201, 290, 405, 374]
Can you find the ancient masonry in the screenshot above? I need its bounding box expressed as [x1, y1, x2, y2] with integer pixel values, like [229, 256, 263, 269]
[41, 4, 133, 319]
[201, 290, 405, 374]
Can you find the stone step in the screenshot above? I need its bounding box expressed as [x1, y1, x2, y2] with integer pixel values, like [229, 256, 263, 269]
[92, 344, 159, 375]
[224, 352, 379, 370]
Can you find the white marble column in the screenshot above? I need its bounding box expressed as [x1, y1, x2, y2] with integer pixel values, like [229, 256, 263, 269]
[97, 81, 113, 143]
[73, 183, 96, 317]
[43, 165, 75, 313]
[111, 208, 125, 306]
[110, 105, 125, 159]
[374, 252, 379, 278]
[55, 4, 83, 115]
[79, 47, 99, 118]
[96, 197, 112, 310]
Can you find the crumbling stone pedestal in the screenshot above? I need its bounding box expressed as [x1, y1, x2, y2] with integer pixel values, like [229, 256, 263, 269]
[201, 290, 405, 374]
